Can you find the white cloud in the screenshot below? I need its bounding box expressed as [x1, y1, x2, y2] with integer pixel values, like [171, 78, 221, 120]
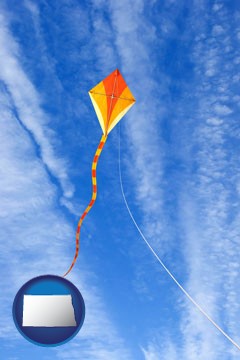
[177, 7, 240, 354]
[212, 25, 224, 36]
[0, 11, 74, 199]
[0, 84, 132, 360]
[1, 0, 238, 358]
[107, 0, 169, 253]
[206, 117, 223, 126]
[105, 0, 240, 358]
[212, 4, 223, 13]
[0, 8, 133, 359]
[24, 0, 39, 16]
[142, 340, 178, 360]
[214, 103, 233, 116]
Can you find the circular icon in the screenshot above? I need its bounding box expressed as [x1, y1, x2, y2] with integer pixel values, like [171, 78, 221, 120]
[12, 275, 85, 346]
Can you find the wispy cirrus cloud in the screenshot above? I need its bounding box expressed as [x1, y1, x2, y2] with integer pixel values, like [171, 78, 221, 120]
[0, 4, 133, 359]
[0, 10, 73, 199]
[0, 78, 132, 360]
[92, 0, 240, 358]
[94, 0, 171, 270]
[1, 0, 240, 358]
[141, 338, 178, 360]
[177, 2, 240, 358]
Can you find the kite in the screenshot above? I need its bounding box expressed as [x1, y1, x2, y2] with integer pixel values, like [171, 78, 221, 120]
[63, 69, 136, 277]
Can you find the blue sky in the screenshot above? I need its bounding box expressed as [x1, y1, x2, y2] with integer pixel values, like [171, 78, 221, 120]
[0, 0, 240, 359]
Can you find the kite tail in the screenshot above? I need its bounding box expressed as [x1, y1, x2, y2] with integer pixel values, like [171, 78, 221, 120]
[63, 134, 107, 277]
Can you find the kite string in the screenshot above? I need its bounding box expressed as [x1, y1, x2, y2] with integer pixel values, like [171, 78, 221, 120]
[118, 125, 240, 351]
[63, 134, 107, 277]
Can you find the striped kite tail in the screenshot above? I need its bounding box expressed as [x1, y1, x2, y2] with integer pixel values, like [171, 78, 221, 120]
[63, 134, 108, 277]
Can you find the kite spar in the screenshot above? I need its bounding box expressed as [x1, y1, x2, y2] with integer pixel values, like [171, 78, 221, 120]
[63, 69, 135, 277]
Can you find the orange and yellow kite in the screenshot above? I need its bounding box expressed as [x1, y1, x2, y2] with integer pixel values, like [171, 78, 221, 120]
[64, 69, 135, 276]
